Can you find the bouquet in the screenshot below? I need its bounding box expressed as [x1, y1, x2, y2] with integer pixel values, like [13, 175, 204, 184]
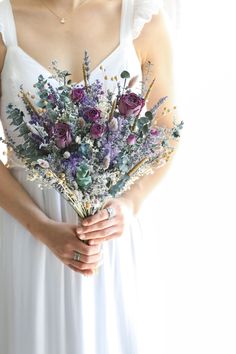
[0, 52, 183, 218]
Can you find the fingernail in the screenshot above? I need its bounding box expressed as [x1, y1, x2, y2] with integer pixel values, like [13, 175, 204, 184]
[80, 234, 86, 240]
[76, 228, 82, 233]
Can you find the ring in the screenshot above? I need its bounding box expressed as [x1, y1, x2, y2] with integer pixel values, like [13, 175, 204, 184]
[73, 251, 81, 262]
[106, 207, 115, 220]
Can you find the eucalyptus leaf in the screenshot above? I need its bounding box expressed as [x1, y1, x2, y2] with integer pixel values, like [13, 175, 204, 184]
[8, 109, 24, 126]
[76, 176, 92, 189]
[142, 124, 149, 134]
[145, 111, 153, 120]
[120, 71, 130, 79]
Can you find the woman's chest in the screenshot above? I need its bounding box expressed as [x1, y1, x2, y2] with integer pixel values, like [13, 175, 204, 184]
[11, 0, 126, 83]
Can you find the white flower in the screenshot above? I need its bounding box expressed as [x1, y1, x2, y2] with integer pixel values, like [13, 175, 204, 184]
[75, 136, 81, 144]
[84, 137, 94, 146]
[26, 123, 40, 136]
[108, 117, 118, 132]
[63, 151, 70, 159]
[72, 181, 79, 190]
[103, 155, 110, 170]
[37, 159, 49, 169]
[26, 123, 48, 138]
[74, 190, 83, 201]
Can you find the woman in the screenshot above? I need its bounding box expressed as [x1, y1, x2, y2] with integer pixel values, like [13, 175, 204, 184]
[0, 0, 176, 353]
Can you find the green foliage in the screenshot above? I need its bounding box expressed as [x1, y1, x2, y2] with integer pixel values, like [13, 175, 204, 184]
[18, 123, 30, 137]
[145, 111, 153, 120]
[34, 75, 47, 90]
[120, 71, 130, 79]
[76, 163, 92, 189]
[137, 116, 151, 134]
[7, 106, 24, 126]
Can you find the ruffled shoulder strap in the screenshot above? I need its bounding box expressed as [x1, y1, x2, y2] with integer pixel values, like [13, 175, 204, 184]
[0, 0, 18, 46]
[132, 0, 163, 40]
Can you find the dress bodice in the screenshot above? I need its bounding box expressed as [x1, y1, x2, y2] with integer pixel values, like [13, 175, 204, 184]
[0, 0, 162, 167]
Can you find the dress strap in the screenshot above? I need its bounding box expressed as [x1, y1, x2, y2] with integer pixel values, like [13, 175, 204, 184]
[119, 0, 134, 45]
[0, 0, 18, 47]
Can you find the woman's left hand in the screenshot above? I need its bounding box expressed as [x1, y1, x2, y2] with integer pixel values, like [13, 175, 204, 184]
[76, 198, 134, 245]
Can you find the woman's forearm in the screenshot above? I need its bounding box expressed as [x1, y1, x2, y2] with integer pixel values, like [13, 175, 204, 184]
[0, 161, 49, 237]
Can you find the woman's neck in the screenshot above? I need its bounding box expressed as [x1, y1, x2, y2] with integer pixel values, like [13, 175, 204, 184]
[45, 0, 91, 11]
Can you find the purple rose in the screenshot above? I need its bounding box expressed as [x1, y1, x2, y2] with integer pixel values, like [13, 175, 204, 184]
[53, 122, 72, 149]
[118, 93, 145, 117]
[84, 108, 101, 122]
[71, 87, 85, 103]
[127, 134, 137, 145]
[90, 123, 105, 139]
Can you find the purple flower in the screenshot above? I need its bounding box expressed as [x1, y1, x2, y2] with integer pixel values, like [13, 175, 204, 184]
[127, 134, 137, 145]
[47, 93, 57, 105]
[150, 128, 160, 136]
[84, 108, 101, 122]
[29, 113, 41, 125]
[71, 87, 85, 103]
[62, 154, 81, 176]
[90, 123, 105, 139]
[53, 122, 72, 149]
[118, 93, 145, 117]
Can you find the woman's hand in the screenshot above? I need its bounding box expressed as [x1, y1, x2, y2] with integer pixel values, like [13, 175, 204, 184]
[76, 198, 134, 246]
[35, 219, 103, 276]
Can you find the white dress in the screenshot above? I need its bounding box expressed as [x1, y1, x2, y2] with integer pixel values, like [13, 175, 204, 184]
[0, 1, 162, 353]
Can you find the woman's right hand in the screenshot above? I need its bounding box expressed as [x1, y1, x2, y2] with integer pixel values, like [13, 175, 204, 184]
[34, 218, 103, 276]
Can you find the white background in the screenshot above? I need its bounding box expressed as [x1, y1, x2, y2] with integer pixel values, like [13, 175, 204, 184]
[138, 0, 236, 353]
[1, 1, 236, 353]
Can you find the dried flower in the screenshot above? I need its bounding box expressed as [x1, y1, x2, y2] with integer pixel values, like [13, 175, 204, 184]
[90, 123, 105, 139]
[103, 155, 110, 170]
[63, 151, 71, 159]
[75, 136, 81, 144]
[108, 117, 118, 132]
[127, 134, 137, 145]
[77, 117, 86, 128]
[118, 93, 145, 117]
[84, 108, 101, 122]
[71, 87, 85, 103]
[37, 159, 49, 169]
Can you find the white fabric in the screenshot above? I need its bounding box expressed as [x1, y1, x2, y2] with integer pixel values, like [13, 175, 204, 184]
[132, 0, 163, 39]
[0, 0, 160, 353]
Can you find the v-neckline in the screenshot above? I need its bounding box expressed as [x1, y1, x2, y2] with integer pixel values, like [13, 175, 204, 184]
[8, 0, 127, 85]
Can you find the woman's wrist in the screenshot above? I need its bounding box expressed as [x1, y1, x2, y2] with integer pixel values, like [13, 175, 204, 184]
[25, 213, 51, 242]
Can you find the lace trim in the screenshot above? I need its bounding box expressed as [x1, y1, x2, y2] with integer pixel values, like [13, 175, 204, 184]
[132, 0, 163, 40]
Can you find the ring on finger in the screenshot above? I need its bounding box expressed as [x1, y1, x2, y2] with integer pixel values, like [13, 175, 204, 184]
[73, 251, 81, 262]
[106, 207, 115, 220]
